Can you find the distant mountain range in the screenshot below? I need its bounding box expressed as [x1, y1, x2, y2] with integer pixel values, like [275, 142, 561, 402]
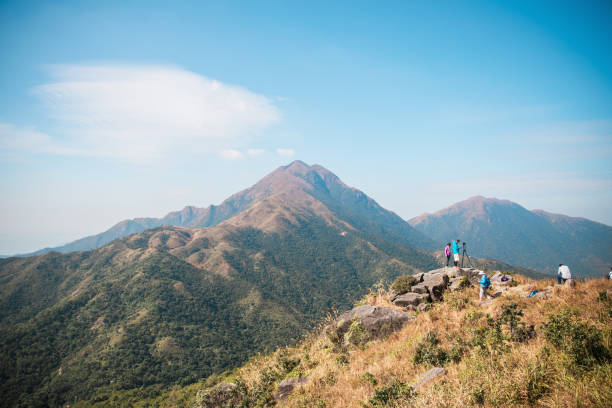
[409, 195, 612, 278]
[21, 160, 435, 257]
[0, 161, 444, 407]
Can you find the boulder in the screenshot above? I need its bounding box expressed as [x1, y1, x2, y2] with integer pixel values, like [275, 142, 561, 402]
[328, 305, 413, 343]
[393, 292, 430, 307]
[411, 367, 446, 391]
[412, 272, 448, 301]
[274, 377, 310, 401]
[449, 276, 470, 291]
[411, 284, 429, 294]
[565, 279, 576, 288]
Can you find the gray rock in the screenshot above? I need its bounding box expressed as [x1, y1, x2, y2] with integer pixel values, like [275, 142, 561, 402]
[274, 377, 310, 401]
[328, 305, 414, 343]
[412, 273, 448, 301]
[411, 283, 430, 294]
[449, 276, 470, 291]
[388, 291, 399, 302]
[412, 367, 446, 390]
[393, 292, 430, 307]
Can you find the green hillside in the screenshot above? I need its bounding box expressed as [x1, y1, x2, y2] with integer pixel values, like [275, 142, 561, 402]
[0, 217, 438, 407]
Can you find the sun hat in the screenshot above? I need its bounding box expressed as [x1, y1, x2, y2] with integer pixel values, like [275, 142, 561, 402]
[478, 271, 485, 275]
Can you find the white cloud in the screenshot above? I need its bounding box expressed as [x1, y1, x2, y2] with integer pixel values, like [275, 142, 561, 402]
[247, 148, 265, 156]
[219, 149, 244, 160]
[28, 64, 280, 162]
[276, 148, 294, 157]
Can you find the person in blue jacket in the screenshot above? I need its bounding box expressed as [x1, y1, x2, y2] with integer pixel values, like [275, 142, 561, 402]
[479, 271, 491, 301]
[451, 239, 461, 269]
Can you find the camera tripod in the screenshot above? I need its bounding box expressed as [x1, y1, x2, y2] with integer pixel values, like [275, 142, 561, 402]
[460, 243, 474, 268]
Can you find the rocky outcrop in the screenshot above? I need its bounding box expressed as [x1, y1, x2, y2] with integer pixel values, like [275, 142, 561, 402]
[327, 305, 413, 343]
[393, 292, 430, 307]
[411, 271, 449, 301]
[274, 377, 310, 401]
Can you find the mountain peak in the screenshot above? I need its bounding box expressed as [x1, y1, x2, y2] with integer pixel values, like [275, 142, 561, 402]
[283, 159, 311, 172]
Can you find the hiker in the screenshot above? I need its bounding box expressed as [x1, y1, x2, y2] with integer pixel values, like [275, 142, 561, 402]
[557, 264, 571, 285]
[452, 239, 461, 269]
[479, 271, 491, 301]
[608, 267, 612, 280]
[444, 243, 451, 267]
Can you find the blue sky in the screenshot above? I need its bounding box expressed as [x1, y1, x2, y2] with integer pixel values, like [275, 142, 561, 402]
[1, 0, 611, 254]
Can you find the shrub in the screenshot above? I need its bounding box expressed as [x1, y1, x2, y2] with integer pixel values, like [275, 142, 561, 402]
[390, 275, 417, 295]
[469, 384, 486, 405]
[336, 353, 349, 366]
[543, 309, 610, 368]
[276, 351, 300, 373]
[368, 379, 413, 407]
[193, 380, 248, 408]
[413, 332, 448, 366]
[360, 372, 378, 386]
[458, 276, 471, 288]
[345, 318, 369, 347]
[498, 303, 535, 342]
[447, 336, 467, 363]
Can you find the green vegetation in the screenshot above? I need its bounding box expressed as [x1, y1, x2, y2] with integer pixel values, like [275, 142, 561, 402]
[544, 309, 610, 369]
[368, 378, 413, 407]
[0, 217, 438, 407]
[389, 275, 418, 295]
[413, 332, 448, 366]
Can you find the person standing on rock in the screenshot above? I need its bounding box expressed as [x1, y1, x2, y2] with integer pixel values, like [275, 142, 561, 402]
[479, 271, 491, 301]
[452, 239, 461, 269]
[444, 243, 451, 267]
[557, 264, 571, 285]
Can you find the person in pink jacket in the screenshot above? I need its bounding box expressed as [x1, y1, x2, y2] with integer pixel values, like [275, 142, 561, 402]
[444, 243, 451, 267]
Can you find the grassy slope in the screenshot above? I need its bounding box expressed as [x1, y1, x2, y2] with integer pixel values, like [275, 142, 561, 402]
[133, 274, 611, 408]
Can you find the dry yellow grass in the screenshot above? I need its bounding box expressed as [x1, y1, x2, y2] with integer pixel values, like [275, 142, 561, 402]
[219, 276, 612, 408]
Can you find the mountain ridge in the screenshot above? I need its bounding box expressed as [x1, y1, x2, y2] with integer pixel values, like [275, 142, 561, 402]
[18, 160, 435, 257]
[409, 195, 612, 277]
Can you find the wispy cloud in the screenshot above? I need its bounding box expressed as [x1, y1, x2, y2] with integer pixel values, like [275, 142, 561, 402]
[219, 149, 244, 160]
[276, 148, 294, 157]
[23, 63, 280, 162]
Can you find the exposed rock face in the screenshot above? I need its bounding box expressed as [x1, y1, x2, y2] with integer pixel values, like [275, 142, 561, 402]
[393, 292, 430, 307]
[449, 276, 470, 291]
[412, 272, 449, 301]
[329, 305, 413, 343]
[412, 367, 447, 390]
[274, 377, 310, 401]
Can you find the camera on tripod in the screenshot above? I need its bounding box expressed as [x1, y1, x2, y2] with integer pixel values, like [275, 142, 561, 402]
[461, 241, 473, 268]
